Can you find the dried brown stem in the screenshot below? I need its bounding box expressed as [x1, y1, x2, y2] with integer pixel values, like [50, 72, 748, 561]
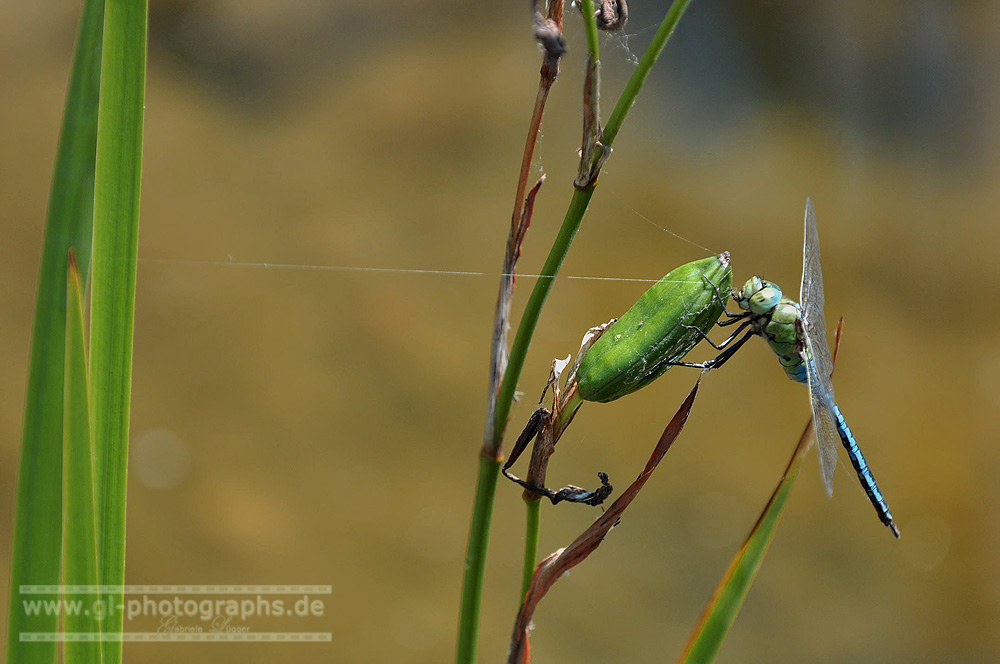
[595, 0, 628, 32]
[483, 1, 567, 457]
[575, 54, 610, 189]
[519, 320, 613, 497]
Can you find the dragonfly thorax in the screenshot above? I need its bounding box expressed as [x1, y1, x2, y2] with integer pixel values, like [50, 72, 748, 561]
[734, 277, 807, 382]
[735, 276, 782, 315]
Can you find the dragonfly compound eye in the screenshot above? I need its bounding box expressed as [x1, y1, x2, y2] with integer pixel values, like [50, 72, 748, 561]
[735, 277, 762, 310]
[748, 281, 782, 314]
[736, 277, 781, 313]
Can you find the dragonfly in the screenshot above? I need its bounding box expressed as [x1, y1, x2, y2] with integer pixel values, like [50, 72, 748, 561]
[681, 199, 899, 537]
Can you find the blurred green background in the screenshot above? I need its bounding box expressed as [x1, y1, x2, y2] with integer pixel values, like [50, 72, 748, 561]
[2, 1, 998, 662]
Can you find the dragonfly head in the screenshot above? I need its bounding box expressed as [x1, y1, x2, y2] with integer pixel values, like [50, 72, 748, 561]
[735, 277, 782, 315]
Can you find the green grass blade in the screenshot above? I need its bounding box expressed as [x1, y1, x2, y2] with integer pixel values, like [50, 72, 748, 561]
[90, 1, 148, 661]
[676, 424, 813, 664]
[5, 2, 104, 662]
[63, 251, 103, 664]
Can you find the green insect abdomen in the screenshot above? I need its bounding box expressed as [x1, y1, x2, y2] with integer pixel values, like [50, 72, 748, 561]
[576, 253, 733, 403]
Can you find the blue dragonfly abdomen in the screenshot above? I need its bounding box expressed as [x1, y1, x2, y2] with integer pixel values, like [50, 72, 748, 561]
[827, 394, 898, 535]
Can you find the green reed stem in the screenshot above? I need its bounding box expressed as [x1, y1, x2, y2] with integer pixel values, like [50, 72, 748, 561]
[520, 498, 542, 599]
[456, 455, 502, 664]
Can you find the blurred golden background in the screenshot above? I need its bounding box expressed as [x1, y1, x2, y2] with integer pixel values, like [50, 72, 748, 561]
[1, 1, 998, 662]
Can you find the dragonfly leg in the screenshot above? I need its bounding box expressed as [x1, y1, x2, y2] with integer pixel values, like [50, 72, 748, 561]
[702, 329, 756, 369]
[718, 313, 751, 327]
[701, 274, 730, 310]
[699, 274, 745, 324]
[681, 319, 752, 351]
[669, 329, 756, 371]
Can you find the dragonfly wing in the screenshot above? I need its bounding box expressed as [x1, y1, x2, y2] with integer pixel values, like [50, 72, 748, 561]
[804, 345, 840, 496]
[799, 199, 839, 495]
[799, 198, 834, 382]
